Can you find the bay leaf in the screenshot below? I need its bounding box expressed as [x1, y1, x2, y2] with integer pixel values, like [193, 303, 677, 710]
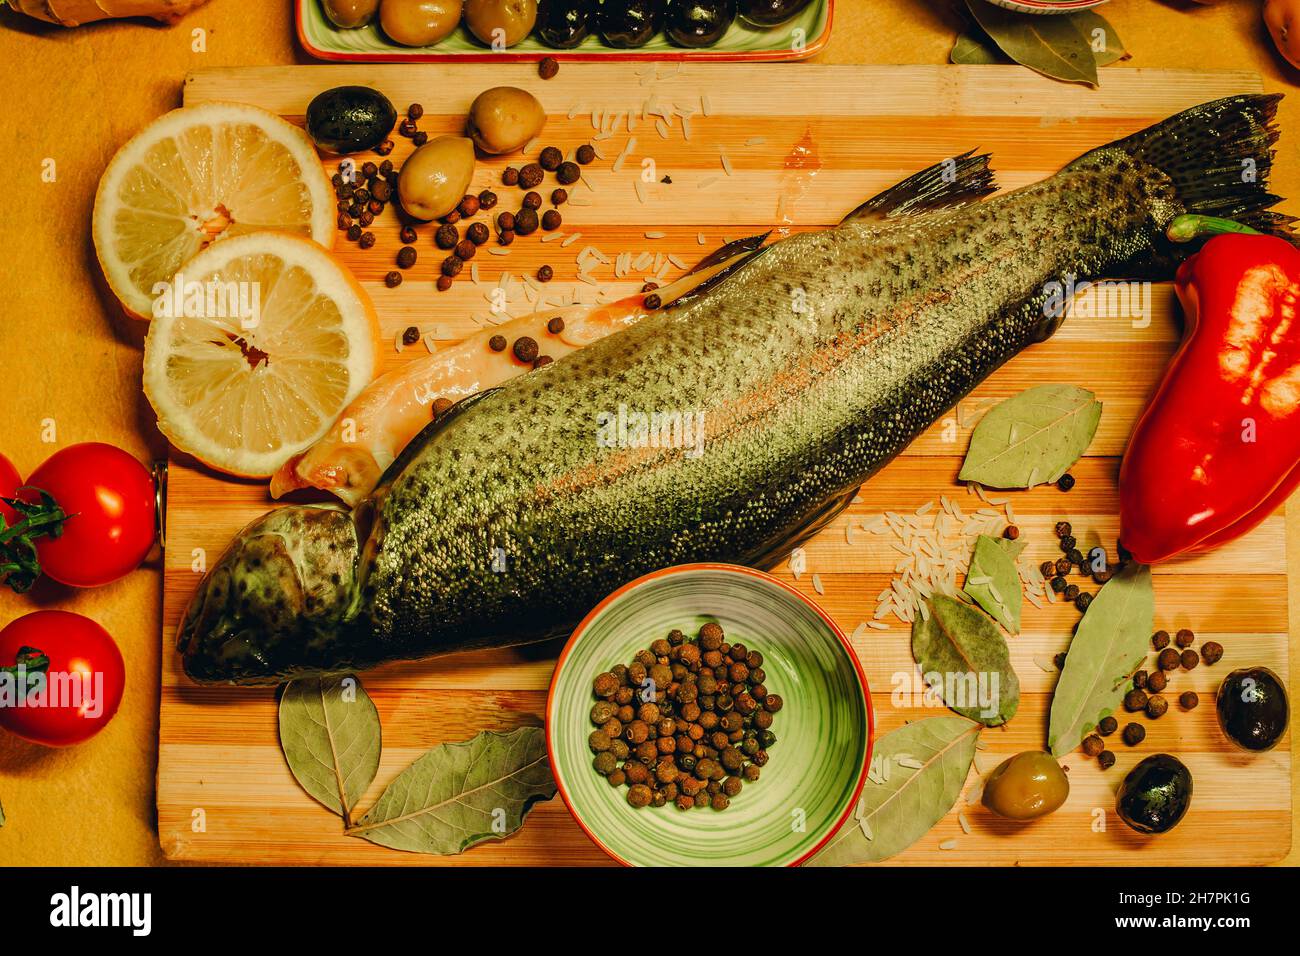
[965, 535, 1023, 635]
[958, 384, 1102, 489]
[279, 675, 381, 820]
[912, 593, 1020, 726]
[965, 0, 1099, 87]
[1048, 563, 1155, 756]
[350, 726, 555, 855]
[1073, 11, 1128, 67]
[808, 716, 980, 866]
[950, 32, 1007, 65]
[996, 536, 1027, 561]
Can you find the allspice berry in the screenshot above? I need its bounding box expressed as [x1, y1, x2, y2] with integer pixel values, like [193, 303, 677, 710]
[1122, 722, 1146, 746]
[1082, 734, 1104, 757]
[1146, 669, 1168, 693]
[1145, 694, 1168, 719]
[1133, 670, 1148, 690]
[1152, 630, 1171, 650]
[1157, 648, 1181, 671]
[1180, 691, 1200, 710]
[1098, 715, 1118, 737]
[1200, 641, 1224, 665]
[1175, 628, 1195, 648]
[1180, 649, 1199, 670]
[1098, 750, 1116, 770]
[1123, 689, 1148, 712]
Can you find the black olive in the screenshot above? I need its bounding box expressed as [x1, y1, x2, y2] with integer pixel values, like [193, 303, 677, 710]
[599, 0, 664, 48]
[665, 0, 736, 48]
[306, 86, 397, 155]
[536, 0, 598, 48]
[1116, 754, 1193, 835]
[737, 0, 813, 27]
[1216, 666, 1289, 752]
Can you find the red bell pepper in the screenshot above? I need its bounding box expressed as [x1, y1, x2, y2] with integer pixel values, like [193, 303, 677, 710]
[1120, 230, 1300, 564]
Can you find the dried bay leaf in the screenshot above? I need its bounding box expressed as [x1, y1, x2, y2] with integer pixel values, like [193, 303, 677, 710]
[912, 593, 1020, 726]
[808, 716, 980, 866]
[279, 675, 381, 820]
[958, 384, 1101, 489]
[350, 726, 555, 855]
[1048, 563, 1155, 756]
[965, 534, 1023, 635]
[965, 0, 1098, 87]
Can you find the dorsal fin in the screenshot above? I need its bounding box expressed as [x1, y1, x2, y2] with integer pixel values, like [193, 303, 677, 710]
[840, 150, 996, 224]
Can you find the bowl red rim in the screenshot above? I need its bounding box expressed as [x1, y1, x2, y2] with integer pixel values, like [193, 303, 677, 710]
[545, 561, 874, 868]
[295, 0, 834, 63]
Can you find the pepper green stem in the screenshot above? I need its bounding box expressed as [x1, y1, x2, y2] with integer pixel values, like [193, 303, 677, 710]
[1166, 214, 1263, 243]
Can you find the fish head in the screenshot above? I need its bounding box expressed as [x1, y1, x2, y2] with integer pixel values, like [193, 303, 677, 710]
[177, 504, 361, 685]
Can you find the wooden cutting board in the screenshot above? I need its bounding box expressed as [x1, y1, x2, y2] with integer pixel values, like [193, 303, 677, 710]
[159, 64, 1291, 865]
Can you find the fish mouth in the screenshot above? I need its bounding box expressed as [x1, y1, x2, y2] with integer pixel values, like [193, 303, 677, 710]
[177, 504, 361, 685]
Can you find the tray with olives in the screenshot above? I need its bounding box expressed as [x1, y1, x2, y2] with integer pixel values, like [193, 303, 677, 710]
[298, 1, 833, 62]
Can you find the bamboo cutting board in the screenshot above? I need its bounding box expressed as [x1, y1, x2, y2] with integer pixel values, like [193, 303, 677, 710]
[159, 64, 1291, 865]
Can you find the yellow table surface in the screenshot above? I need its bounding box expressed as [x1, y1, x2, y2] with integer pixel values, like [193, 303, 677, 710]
[0, 0, 1296, 867]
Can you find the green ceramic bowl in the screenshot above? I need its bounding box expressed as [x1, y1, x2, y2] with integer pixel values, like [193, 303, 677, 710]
[547, 563, 872, 867]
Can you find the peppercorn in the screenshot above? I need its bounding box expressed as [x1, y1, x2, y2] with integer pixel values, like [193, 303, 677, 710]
[1157, 648, 1181, 671]
[1057, 473, 1076, 491]
[1082, 734, 1104, 757]
[466, 221, 489, 246]
[375, 140, 394, 156]
[641, 281, 659, 293]
[384, 271, 402, 288]
[1180, 691, 1199, 710]
[1066, 548, 1084, 565]
[397, 246, 417, 268]
[1123, 689, 1148, 712]
[534, 355, 553, 369]
[556, 161, 581, 185]
[1039, 560, 1056, 579]
[399, 119, 417, 137]
[1064, 584, 1080, 602]
[498, 229, 515, 246]
[1053, 521, 1071, 537]
[502, 167, 520, 187]
[519, 163, 544, 188]
[440, 256, 463, 278]
[1180, 649, 1199, 670]
[1146, 669, 1168, 693]
[1133, 670, 1148, 690]
[434, 223, 458, 249]
[488, 334, 507, 352]
[645, 293, 662, 310]
[1047, 576, 1065, 594]
[1153, 629, 1170, 650]
[1122, 722, 1146, 746]
[1093, 568, 1113, 585]
[346, 224, 363, 242]
[454, 238, 476, 260]
[1200, 641, 1223, 665]
[358, 231, 375, 250]
[576, 143, 596, 165]
[458, 194, 480, 218]
[410, 130, 428, 146]
[1098, 750, 1116, 770]
[1055, 558, 1073, 576]
[1003, 524, 1020, 540]
[551, 188, 568, 206]
[537, 55, 560, 79]
[1175, 628, 1195, 648]
[401, 325, 420, 346]
[542, 209, 562, 231]
[1075, 592, 1093, 612]
[538, 316, 563, 337]
[539, 146, 563, 171]
[512, 336, 539, 364]
[379, 159, 394, 176]
[354, 187, 371, 204]
[398, 225, 417, 245]
[514, 208, 539, 235]
[1146, 694, 1168, 719]
[358, 210, 376, 228]
[336, 212, 353, 230]
[1098, 715, 1118, 736]
[1059, 534, 1076, 552]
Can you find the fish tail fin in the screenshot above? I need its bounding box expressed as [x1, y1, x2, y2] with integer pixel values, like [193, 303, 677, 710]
[840, 150, 997, 224]
[1080, 93, 1296, 244]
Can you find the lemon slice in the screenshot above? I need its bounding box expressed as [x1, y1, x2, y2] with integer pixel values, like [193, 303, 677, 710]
[94, 102, 334, 318]
[143, 233, 380, 478]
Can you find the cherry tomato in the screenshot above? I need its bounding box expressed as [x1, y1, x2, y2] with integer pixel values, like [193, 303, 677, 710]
[22, 443, 156, 588]
[0, 453, 20, 529]
[0, 610, 125, 746]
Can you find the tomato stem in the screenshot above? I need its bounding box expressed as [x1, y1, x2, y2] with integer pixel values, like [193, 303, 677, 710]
[1166, 214, 1264, 243]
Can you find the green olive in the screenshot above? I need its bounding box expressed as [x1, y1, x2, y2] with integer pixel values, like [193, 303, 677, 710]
[981, 751, 1069, 821]
[379, 0, 462, 47]
[464, 0, 538, 47]
[322, 0, 380, 28]
[466, 86, 547, 155]
[397, 136, 476, 221]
